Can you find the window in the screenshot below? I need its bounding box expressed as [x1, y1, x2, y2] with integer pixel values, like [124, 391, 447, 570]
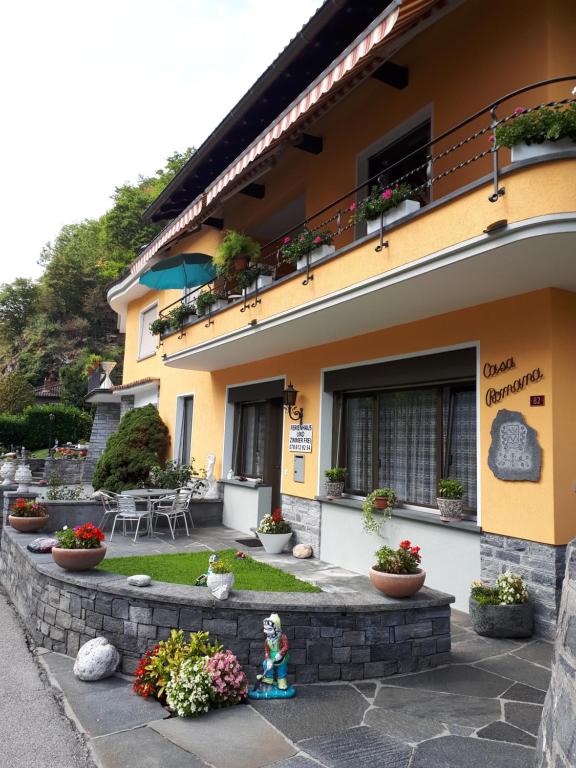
[176, 396, 194, 465]
[233, 401, 267, 478]
[337, 383, 476, 511]
[139, 304, 158, 359]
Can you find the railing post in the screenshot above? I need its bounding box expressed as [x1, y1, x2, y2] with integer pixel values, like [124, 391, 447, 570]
[489, 106, 506, 203]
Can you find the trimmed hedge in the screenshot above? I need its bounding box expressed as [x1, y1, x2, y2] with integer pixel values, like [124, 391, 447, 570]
[0, 404, 92, 452]
[92, 404, 170, 492]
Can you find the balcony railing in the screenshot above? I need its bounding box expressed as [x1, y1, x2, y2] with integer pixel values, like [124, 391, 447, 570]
[157, 76, 575, 339]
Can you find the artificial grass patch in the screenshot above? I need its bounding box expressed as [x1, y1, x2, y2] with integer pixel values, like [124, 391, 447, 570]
[97, 548, 321, 593]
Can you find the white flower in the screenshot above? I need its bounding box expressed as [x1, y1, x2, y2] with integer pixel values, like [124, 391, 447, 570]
[572, 86, 576, 96]
[63, 525, 68, 530]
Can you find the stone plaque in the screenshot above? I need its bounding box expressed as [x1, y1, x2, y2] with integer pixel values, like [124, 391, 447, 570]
[488, 409, 541, 482]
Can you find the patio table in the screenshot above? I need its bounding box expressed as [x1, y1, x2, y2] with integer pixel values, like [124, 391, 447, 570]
[121, 488, 176, 511]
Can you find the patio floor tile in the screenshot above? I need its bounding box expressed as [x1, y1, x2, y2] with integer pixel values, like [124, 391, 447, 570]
[410, 735, 534, 767]
[300, 726, 412, 768]
[383, 664, 511, 698]
[476, 720, 537, 747]
[474, 655, 551, 691]
[91, 726, 208, 768]
[374, 686, 502, 728]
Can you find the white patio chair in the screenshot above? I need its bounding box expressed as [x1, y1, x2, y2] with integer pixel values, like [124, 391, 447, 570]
[93, 490, 119, 531]
[109, 495, 152, 543]
[151, 488, 192, 539]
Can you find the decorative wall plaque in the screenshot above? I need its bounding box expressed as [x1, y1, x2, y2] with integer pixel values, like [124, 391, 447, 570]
[488, 409, 541, 482]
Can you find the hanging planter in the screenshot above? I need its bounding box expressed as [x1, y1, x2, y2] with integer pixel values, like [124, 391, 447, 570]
[494, 103, 576, 163]
[280, 230, 334, 270]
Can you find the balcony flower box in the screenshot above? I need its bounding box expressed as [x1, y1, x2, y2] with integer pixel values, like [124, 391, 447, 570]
[214, 298, 229, 312]
[511, 137, 574, 163]
[296, 244, 336, 271]
[366, 199, 421, 234]
[249, 274, 274, 292]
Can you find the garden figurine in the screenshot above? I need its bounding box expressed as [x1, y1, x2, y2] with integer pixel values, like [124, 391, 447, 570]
[248, 613, 296, 699]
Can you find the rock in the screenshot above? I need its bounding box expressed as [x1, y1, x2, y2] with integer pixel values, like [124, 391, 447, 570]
[73, 637, 120, 681]
[293, 543, 313, 559]
[127, 574, 152, 587]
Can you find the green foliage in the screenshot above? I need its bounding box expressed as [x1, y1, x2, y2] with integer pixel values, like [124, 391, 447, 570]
[167, 303, 196, 327]
[196, 291, 218, 314]
[0, 279, 40, 343]
[279, 229, 333, 264]
[438, 478, 464, 500]
[362, 488, 396, 536]
[149, 317, 171, 336]
[92, 404, 170, 492]
[324, 467, 346, 482]
[148, 460, 197, 489]
[214, 231, 261, 274]
[0, 414, 25, 450]
[0, 372, 35, 414]
[353, 183, 414, 222]
[47, 473, 85, 501]
[495, 104, 576, 148]
[470, 572, 529, 605]
[210, 558, 232, 574]
[22, 404, 92, 451]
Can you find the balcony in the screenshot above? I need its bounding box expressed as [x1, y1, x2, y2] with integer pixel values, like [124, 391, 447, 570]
[155, 78, 576, 371]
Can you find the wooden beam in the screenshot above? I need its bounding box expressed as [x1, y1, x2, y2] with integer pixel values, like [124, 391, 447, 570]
[371, 61, 409, 89]
[239, 183, 265, 199]
[293, 133, 323, 155]
[203, 217, 224, 230]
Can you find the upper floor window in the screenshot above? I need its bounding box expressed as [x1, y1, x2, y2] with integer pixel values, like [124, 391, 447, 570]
[138, 303, 158, 359]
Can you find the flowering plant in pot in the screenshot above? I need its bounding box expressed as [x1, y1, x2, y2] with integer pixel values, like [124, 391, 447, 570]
[280, 229, 334, 269]
[351, 183, 419, 233]
[256, 508, 292, 554]
[9, 498, 49, 533]
[437, 478, 464, 521]
[469, 572, 532, 638]
[362, 488, 396, 536]
[214, 230, 261, 274]
[493, 102, 576, 161]
[167, 302, 196, 328]
[369, 540, 425, 598]
[324, 467, 346, 497]
[149, 316, 171, 336]
[206, 557, 235, 596]
[52, 522, 106, 571]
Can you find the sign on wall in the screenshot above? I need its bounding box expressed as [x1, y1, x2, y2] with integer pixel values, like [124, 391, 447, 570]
[288, 424, 313, 453]
[487, 409, 542, 482]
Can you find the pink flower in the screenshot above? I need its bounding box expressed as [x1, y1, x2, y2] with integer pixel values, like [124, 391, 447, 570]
[349, 202, 356, 212]
[488, 134, 496, 143]
[382, 189, 393, 200]
[513, 107, 526, 115]
[313, 236, 322, 244]
[282, 236, 291, 244]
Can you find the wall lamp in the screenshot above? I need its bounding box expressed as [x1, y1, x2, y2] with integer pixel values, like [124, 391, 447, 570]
[283, 382, 303, 425]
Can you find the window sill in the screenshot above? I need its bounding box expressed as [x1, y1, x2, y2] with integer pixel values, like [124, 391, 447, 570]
[220, 478, 272, 489]
[315, 495, 480, 533]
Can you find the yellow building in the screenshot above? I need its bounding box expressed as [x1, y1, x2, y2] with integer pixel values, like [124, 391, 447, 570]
[99, 0, 576, 636]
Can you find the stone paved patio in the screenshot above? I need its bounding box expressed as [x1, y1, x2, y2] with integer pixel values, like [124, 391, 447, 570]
[38, 608, 551, 768]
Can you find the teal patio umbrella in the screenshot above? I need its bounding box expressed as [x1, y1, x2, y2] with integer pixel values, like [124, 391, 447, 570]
[139, 253, 216, 290]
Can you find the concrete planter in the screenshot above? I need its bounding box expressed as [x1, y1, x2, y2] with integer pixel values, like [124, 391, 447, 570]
[324, 481, 344, 498]
[52, 544, 107, 571]
[366, 199, 421, 233]
[8, 515, 49, 533]
[437, 498, 464, 522]
[369, 567, 426, 598]
[296, 244, 335, 270]
[257, 531, 292, 554]
[469, 596, 533, 638]
[511, 137, 574, 163]
[249, 274, 274, 292]
[207, 571, 235, 593]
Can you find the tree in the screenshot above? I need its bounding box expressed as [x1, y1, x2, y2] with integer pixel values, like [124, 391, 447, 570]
[0, 371, 35, 414]
[0, 279, 40, 342]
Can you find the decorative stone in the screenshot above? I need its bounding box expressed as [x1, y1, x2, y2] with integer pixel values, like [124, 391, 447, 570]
[487, 409, 541, 481]
[73, 637, 120, 681]
[293, 543, 313, 559]
[127, 574, 152, 587]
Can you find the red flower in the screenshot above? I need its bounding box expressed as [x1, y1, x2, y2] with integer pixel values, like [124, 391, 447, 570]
[283, 236, 292, 245]
[271, 508, 283, 523]
[399, 540, 411, 550]
[313, 235, 322, 245]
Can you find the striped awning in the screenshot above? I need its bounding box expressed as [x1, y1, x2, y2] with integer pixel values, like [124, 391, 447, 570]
[130, 0, 445, 279]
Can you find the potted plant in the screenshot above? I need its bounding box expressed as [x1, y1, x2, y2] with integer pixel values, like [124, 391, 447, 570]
[256, 508, 292, 554]
[469, 572, 533, 638]
[437, 478, 464, 522]
[362, 488, 396, 536]
[351, 183, 420, 234]
[324, 467, 346, 497]
[494, 102, 576, 162]
[8, 498, 49, 533]
[214, 230, 261, 274]
[167, 302, 196, 328]
[236, 263, 274, 293]
[206, 557, 235, 594]
[196, 291, 218, 317]
[149, 316, 171, 336]
[51, 523, 107, 571]
[280, 230, 335, 270]
[369, 540, 425, 598]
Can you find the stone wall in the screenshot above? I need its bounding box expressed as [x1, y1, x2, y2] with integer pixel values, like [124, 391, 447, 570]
[480, 532, 566, 640]
[0, 526, 453, 683]
[43, 457, 85, 485]
[281, 494, 321, 557]
[536, 538, 576, 767]
[84, 402, 121, 482]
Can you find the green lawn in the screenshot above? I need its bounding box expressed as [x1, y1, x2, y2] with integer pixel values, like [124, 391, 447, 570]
[97, 548, 321, 593]
[32, 448, 50, 458]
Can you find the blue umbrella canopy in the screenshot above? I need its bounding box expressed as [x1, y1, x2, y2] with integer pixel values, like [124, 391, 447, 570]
[139, 253, 216, 290]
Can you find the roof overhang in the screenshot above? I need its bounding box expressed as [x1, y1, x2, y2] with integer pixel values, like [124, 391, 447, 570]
[86, 378, 160, 404]
[162, 214, 576, 372]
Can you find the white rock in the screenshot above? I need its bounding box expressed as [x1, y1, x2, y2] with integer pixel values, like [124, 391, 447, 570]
[293, 543, 313, 559]
[127, 574, 152, 587]
[73, 637, 120, 681]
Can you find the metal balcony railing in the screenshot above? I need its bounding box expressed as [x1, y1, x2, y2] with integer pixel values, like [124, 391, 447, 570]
[158, 76, 575, 338]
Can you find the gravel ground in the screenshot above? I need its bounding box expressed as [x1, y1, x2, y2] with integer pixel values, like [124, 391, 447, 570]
[0, 587, 93, 768]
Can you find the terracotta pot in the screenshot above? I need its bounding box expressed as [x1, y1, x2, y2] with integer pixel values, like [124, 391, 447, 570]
[8, 515, 49, 533]
[233, 254, 250, 272]
[374, 496, 393, 510]
[52, 545, 107, 571]
[369, 567, 426, 598]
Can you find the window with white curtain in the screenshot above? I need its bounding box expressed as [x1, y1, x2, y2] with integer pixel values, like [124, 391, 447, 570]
[138, 304, 158, 359]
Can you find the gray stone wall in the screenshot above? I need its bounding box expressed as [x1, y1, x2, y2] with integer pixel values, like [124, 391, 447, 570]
[43, 457, 85, 485]
[0, 526, 452, 683]
[281, 494, 321, 557]
[480, 532, 566, 640]
[536, 538, 576, 767]
[84, 403, 121, 482]
[120, 395, 134, 418]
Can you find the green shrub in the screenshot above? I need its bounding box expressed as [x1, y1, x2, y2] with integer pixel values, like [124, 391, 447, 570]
[0, 413, 26, 450]
[495, 104, 576, 148]
[0, 372, 35, 415]
[22, 404, 92, 451]
[92, 404, 170, 492]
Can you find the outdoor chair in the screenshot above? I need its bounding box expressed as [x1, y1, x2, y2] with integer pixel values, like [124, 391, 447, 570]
[93, 490, 119, 531]
[151, 488, 192, 539]
[109, 495, 152, 543]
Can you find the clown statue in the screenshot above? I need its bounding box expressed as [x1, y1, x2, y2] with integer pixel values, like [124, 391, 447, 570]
[248, 613, 296, 699]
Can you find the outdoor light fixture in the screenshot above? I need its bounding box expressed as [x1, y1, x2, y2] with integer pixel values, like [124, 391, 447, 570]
[283, 382, 303, 425]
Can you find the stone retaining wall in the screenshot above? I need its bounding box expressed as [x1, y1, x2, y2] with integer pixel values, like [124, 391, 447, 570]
[480, 532, 566, 639]
[0, 527, 453, 683]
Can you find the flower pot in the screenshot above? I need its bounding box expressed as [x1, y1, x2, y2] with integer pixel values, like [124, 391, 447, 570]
[257, 531, 292, 554]
[369, 567, 426, 598]
[437, 498, 464, 522]
[374, 496, 393, 510]
[233, 254, 250, 272]
[511, 137, 574, 163]
[469, 596, 533, 638]
[324, 481, 344, 498]
[296, 244, 336, 271]
[366, 199, 421, 234]
[249, 274, 274, 292]
[52, 545, 107, 571]
[207, 571, 235, 593]
[8, 515, 49, 533]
